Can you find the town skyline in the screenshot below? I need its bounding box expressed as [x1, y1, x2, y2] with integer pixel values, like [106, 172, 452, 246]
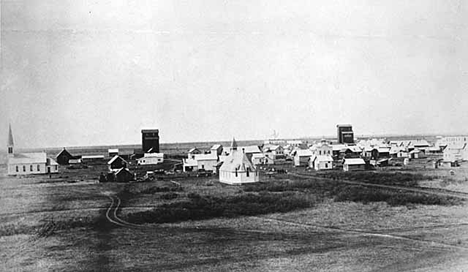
[2, 0, 468, 148]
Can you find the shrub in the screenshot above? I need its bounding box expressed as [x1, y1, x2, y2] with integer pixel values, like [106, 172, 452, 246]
[160, 192, 179, 200]
[125, 192, 314, 224]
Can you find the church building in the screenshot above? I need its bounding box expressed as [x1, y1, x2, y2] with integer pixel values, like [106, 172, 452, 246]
[6, 125, 59, 176]
[219, 138, 259, 185]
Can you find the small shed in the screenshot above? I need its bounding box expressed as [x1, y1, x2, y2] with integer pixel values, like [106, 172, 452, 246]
[343, 158, 366, 171]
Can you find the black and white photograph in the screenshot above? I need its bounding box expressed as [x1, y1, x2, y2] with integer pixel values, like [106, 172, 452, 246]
[1, 0, 468, 271]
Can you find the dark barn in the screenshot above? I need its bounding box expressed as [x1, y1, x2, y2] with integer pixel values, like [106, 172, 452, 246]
[56, 148, 74, 165]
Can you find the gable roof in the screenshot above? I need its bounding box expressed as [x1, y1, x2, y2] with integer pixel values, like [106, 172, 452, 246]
[211, 144, 222, 150]
[313, 155, 334, 162]
[295, 149, 313, 157]
[238, 145, 262, 154]
[115, 168, 132, 176]
[188, 148, 201, 154]
[411, 139, 430, 147]
[47, 158, 59, 166]
[344, 158, 366, 165]
[56, 148, 73, 158]
[108, 155, 127, 165]
[8, 152, 47, 164]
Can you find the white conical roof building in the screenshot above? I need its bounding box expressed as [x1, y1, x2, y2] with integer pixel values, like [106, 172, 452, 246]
[219, 137, 259, 185]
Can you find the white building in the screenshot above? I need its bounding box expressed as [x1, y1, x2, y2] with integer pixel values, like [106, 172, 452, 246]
[6, 125, 58, 175]
[183, 153, 218, 172]
[310, 155, 334, 170]
[310, 141, 333, 156]
[251, 153, 266, 165]
[219, 138, 259, 185]
[137, 153, 164, 165]
[293, 149, 313, 166]
[343, 158, 366, 171]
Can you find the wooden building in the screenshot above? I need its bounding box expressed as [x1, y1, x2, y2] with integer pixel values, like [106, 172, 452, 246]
[56, 148, 74, 165]
[343, 158, 366, 171]
[219, 138, 259, 185]
[108, 155, 128, 171]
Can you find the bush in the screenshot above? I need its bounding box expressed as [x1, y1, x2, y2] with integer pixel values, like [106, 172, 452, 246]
[125, 192, 314, 224]
[160, 193, 179, 200]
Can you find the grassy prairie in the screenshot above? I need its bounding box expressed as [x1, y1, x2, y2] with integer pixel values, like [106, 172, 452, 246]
[1, 160, 468, 271]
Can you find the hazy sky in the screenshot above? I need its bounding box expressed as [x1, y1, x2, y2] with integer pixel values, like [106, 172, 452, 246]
[1, 0, 468, 148]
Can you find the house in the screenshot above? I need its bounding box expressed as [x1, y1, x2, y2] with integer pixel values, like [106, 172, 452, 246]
[411, 139, 430, 151]
[293, 149, 313, 167]
[56, 148, 74, 165]
[443, 144, 465, 163]
[340, 146, 362, 159]
[6, 125, 59, 175]
[210, 144, 223, 156]
[331, 144, 347, 159]
[378, 146, 391, 158]
[114, 168, 134, 182]
[251, 153, 266, 165]
[183, 153, 218, 172]
[219, 138, 259, 185]
[310, 155, 333, 170]
[108, 155, 128, 171]
[409, 149, 425, 159]
[137, 153, 164, 165]
[343, 158, 366, 171]
[263, 145, 285, 162]
[362, 147, 379, 160]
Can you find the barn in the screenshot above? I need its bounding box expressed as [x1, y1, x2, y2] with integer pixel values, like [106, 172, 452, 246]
[108, 155, 128, 171]
[56, 148, 74, 165]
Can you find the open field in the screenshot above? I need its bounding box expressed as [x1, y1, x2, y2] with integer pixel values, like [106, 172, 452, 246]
[2, 148, 468, 271]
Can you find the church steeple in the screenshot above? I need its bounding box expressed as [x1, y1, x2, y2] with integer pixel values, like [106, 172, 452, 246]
[7, 124, 14, 155]
[230, 137, 238, 151]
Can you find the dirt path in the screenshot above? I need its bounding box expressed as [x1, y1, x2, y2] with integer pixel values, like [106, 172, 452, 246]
[104, 195, 143, 228]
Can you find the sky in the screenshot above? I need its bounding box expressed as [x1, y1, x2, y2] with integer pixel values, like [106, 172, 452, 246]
[1, 0, 468, 148]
